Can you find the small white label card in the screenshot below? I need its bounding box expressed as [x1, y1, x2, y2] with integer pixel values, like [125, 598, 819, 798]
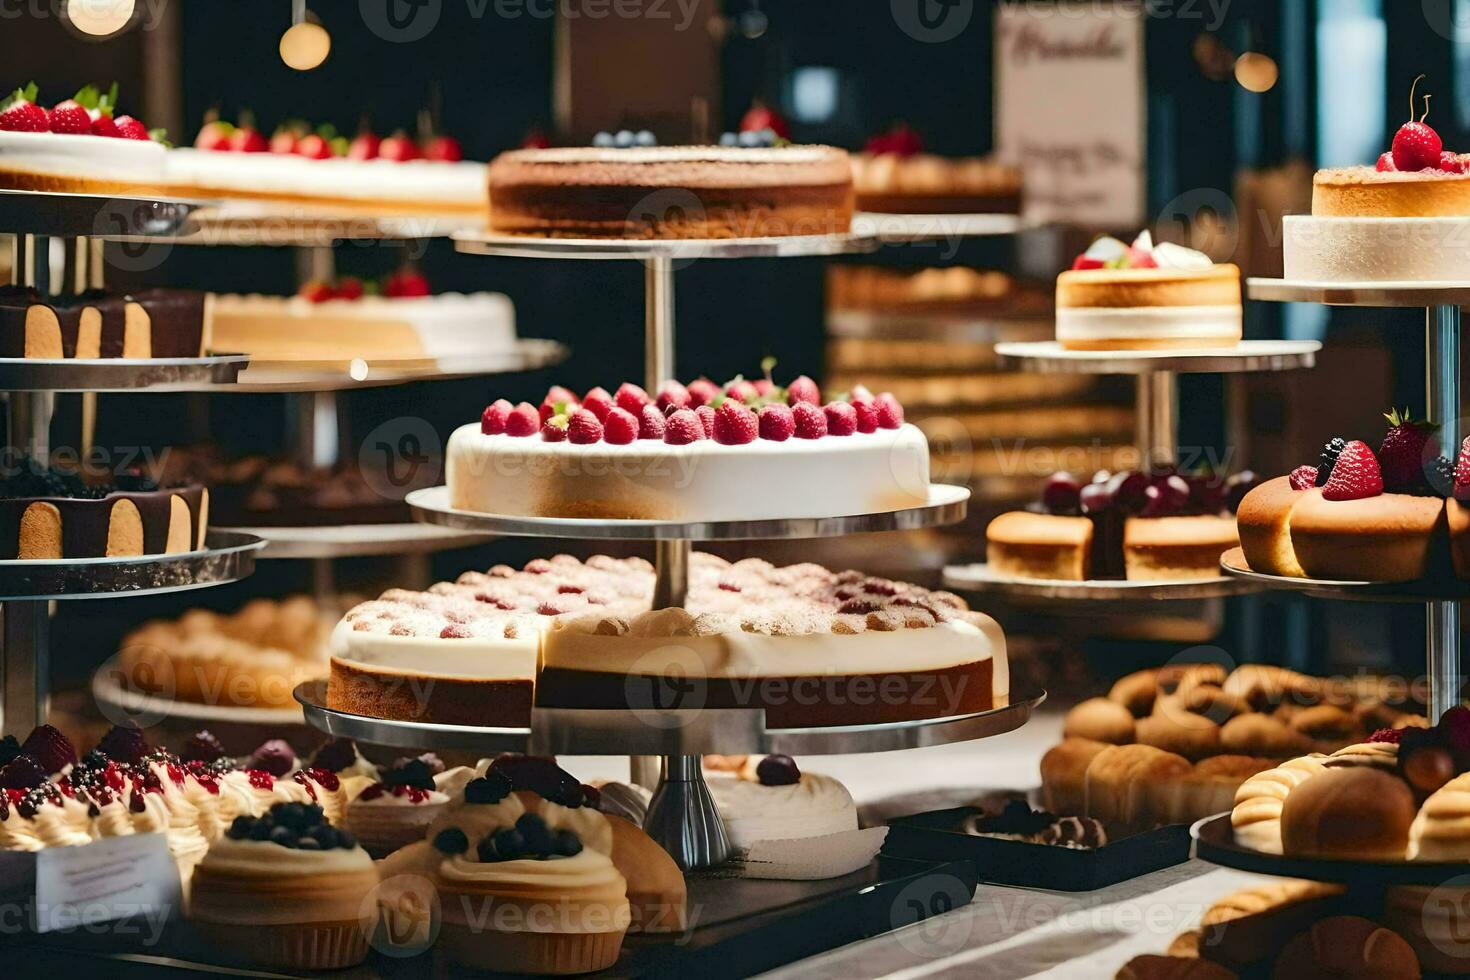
[33, 832, 181, 934]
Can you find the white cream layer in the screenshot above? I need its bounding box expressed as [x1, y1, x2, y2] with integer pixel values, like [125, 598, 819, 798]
[330, 619, 538, 680]
[0, 130, 166, 182]
[166, 148, 486, 206]
[1055, 306, 1243, 343]
[445, 422, 931, 522]
[704, 772, 858, 849]
[1283, 214, 1470, 282]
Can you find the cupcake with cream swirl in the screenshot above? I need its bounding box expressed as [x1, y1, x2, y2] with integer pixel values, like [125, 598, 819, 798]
[345, 757, 450, 858]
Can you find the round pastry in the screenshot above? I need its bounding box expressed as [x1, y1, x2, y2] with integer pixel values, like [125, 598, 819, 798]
[1179, 684, 1250, 723]
[1231, 754, 1328, 854]
[189, 804, 377, 971]
[1135, 713, 1222, 761]
[1221, 665, 1321, 713]
[705, 756, 858, 849]
[1081, 743, 1192, 833]
[1114, 954, 1237, 980]
[1279, 767, 1416, 860]
[344, 760, 450, 858]
[1271, 915, 1419, 980]
[1290, 704, 1364, 750]
[1198, 880, 1345, 970]
[1408, 771, 1470, 860]
[1039, 737, 1109, 815]
[1386, 884, 1470, 974]
[1287, 491, 1444, 582]
[1109, 668, 1160, 716]
[1063, 697, 1136, 744]
[1158, 663, 1229, 696]
[604, 812, 687, 933]
[1235, 475, 1310, 578]
[1219, 713, 1313, 758]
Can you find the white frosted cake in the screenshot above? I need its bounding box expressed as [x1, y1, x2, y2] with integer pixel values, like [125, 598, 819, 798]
[447, 375, 928, 522]
[0, 129, 167, 195]
[704, 759, 857, 849]
[210, 291, 516, 367]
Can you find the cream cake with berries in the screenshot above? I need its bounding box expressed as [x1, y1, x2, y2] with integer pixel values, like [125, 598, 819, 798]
[1056, 232, 1242, 349]
[1235, 411, 1458, 582]
[487, 145, 853, 238]
[446, 375, 928, 522]
[329, 553, 1007, 728]
[1286, 78, 1470, 281]
[986, 468, 1251, 582]
[0, 84, 170, 196]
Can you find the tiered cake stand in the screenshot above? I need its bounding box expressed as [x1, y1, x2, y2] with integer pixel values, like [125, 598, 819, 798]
[0, 190, 266, 736]
[293, 231, 1048, 873]
[942, 337, 1321, 601]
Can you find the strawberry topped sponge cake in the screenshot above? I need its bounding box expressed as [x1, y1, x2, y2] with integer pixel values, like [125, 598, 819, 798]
[1286, 77, 1470, 281]
[446, 370, 929, 522]
[1236, 409, 1467, 582]
[0, 82, 169, 196]
[1057, 232, 1242, 350]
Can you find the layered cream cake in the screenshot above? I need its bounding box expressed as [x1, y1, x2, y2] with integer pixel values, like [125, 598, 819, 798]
[486, 145, 854, 239]
[0, 129, 167, 195]
[1057, 233, 1242, 350]
[329, 553, 1007, 729]
[850, 152, 1022, 214]
[210, 291, 514, 368]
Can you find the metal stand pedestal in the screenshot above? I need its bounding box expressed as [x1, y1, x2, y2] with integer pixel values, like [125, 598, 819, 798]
[1427, 304, 1461, 719]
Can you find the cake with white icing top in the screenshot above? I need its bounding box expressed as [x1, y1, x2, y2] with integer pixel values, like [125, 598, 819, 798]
[0, 83, 170, 196]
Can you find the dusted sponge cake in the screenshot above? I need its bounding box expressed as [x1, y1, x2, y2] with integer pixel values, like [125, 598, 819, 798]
[487, 145, 853, 239]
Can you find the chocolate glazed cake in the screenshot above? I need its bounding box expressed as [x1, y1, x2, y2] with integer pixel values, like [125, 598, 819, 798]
[0, 467, 208, 559]
[0, 286, 210, 360]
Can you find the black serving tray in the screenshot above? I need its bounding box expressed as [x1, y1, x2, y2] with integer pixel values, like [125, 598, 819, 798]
[8, 855, 978, 979]
[883, 806, 1192, 891]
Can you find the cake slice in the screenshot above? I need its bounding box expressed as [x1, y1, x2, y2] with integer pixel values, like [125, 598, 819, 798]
[1123, 515, 1238, 580]
[1289, 492, 1444, 582]
[986, 511, 1092, 580]
[1235, 475, 1312, 578]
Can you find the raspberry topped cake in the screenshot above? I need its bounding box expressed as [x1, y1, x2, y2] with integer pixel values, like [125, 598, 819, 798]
[447, 371, 928, 522]
[851, 124, 1022, 215]
[1286, 77, 1470, 281]
[329, 553, 1007, 728]
[986, 467, 1254, 582]
[1056, 232, 1242, 350]
[486, 144, 853, 238]
[0, 83, 169, 196]
[1236, 409, 1463, 582]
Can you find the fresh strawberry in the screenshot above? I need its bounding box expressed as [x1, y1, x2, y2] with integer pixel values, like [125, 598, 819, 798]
[740, 101, 790, 139]
[481, 399, 514, 435]
[0, 84, 48, 132]
[786, 375, 820, 405]
[334, 276, 365, 300]
[851, 397, 879, 434]
[725, 378, 758, 404]
[567, 409, 603, 445]
[89, 112, 119, 138]
[229, 116, 268, 152]
[824, 401, 858, 437]
[864, 121, 921, 156]
[695, 404, 716, 438]
[1443, 151, 1470, 174]
[687, 378, 721, 407]
[758, 403, 795, 441]
[21, 725, 76, 775]
[521, 128, 550, 149]
[1071, 254, 1106, 270]
[347, 129, 380, 160]
[541, 415, 569, 442]
[504, 403, 539, 437]
[294, 132, 335, 159]
[1288, 465, 1318, 491]
[48, 99, 90, 134]
[423, 134, 463, 162]
[713, 401, 758, 445]
[664, 408, 704, 445]
[1321, 439, 1384, 501]
[615, 382, 650, 415]
[1392, 76, 1443, 171]
[792, 401, 827, 439]
[379, 130, 420, 162]
[1378, 407, 1439, 492]
[604, 407, 639, 444]
[384, 269, 430, 297]
[270, 124, 302, 154]
[582, 386, 614, 421]
[298, 280, 334, 303]
[195, 115, 233, 151]
[656, 381, 691, 413]
[638, 404, 666, 440]
[1375, 152, 1396, 172]
[113, 115, 149, 140]
[875, 393, 904, 429]
[1454, 436, 1470, 501]
[1126, 245, 1158, 269]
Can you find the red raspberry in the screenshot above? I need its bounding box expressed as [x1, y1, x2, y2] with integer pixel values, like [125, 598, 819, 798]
[824, 401, 858, 436]
[615, 382, 650, 415]
[687, 378, 721, 407]
[696, 404, 717, 438]
[1443, 151, 1470, 174]
[440, 624, 472, 639]
[481, 399, 513, 435]
[545, 385, 577, 404]
[851, 397, 879, 434]
[1321, 440, 1383, 501]
[604, 407, 639, 444]
[541, 417, 569, 442]
[1393, 120, 1442, 172]
[1375, 152, 1396, 172]
[786, 375, 820, 405]
[1288, 465, 1318, 491]
[753, 379, 776, 397]
[638, 404, 666, 440]
[725, 379, 758, 404]
[656, 381, 691, 413]
[1368, 727, 1403, 744]
[759, 403, 795, 441]
[504, 402, 539, 437]
[850, 382, 875, 400]
[540, 386, 579, 422]
[664, 409, 704, 445]
[582, 387, 614, 421]
[567, 408, 604, 444]
[875, 393, 904, 429]
[792, 401, 827, 439]
[713, 401, 758, 444]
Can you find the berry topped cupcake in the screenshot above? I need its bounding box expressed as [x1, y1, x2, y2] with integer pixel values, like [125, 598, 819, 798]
[344, 755, 450, 858]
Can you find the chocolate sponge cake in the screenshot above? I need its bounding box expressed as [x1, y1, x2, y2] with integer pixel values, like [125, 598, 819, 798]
[0, 286, 209, 360]
[0, 465, 208, 559]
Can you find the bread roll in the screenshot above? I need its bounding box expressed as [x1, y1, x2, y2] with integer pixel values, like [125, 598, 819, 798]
[1231, 754, 1328, 854]
[1271, 915, 1419, 979]
[1136, 713, 1223, 761]
[1290, 704, 1362, 749]
[1220, 713, 1313, 758]
[1408, 771, 1470, 861]
[1386, 885, 1470, 974]
[1110, 669, 1160, 716]
[1159, 663, 1229, 697]
[1040, 737, 1109, 815]
[1180, 684, 1250, 723]
[1222, 665, 1319, 712]
[1150, 755, 1273, 827]
[1083, 743, 1192, 833]
[1197, 880, 1344, 969]
[1279, 767, 1415, 860]
[1065, 697, 1137, 744]
[1115, 955, 1236, 980]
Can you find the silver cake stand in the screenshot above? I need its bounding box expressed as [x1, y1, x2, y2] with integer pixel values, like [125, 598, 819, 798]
[1245, 277, 1462, 720]
[219, 522, 495, 561]
[1220, 547, 1470, 602]
[942, 562, 1261, 601]
[227, 340, 567, 393]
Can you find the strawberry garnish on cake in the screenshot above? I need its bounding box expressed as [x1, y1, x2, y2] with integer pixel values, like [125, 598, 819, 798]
[1391, 75, 1442, 172]
[0, 83, 48, 132]
[1378, 408, 1439, 492]
[1321, 440, 1384, 501]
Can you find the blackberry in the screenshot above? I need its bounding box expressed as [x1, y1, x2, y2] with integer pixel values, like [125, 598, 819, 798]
[1316, 437, 1347, 486]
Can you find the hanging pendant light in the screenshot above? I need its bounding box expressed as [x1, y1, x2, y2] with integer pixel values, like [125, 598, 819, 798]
[280, 0, 331, 71]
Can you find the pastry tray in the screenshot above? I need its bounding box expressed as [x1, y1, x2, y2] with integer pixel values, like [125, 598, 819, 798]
[8, 854, 979, 979]
[1220, 547, 1470, 602]
[1193, 812, 1470, 886]
[884, 805, 1190, 891]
